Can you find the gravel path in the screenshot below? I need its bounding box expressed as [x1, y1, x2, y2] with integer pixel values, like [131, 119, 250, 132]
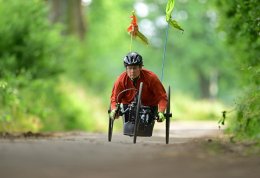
[0, 121, 259, 178]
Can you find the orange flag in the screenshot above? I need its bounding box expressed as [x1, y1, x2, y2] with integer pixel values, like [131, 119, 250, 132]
[127, 11, 149, 45]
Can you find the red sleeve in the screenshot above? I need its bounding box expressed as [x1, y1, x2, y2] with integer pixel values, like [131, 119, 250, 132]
[110, 76, 124, 110]
[151, 75, 168, 112]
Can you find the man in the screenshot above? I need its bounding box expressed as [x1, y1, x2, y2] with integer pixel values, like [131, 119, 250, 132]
[110, 52, 167, 122]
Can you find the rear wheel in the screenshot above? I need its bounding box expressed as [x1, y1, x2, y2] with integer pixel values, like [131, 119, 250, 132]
[108, 105, 114, 142]
[133, 82, 143, 144]
[165, 86, 171, 144]
[108, 117, 114, 142]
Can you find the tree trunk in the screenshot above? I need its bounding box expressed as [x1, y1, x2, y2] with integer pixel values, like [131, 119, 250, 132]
[48, 0, 67, 25]
[209, 70, 218, 100]
[48, 0, 86, 40]
[198, 70, 210, 99]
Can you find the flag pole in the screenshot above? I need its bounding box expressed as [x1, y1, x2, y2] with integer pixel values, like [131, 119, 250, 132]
[160, 23, 170, 82]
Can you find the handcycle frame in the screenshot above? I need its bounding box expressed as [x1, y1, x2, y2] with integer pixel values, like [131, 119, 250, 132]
[108, 82, 172, 144]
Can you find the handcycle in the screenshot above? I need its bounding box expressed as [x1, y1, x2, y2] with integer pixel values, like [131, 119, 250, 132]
[108, 82, 172, 144]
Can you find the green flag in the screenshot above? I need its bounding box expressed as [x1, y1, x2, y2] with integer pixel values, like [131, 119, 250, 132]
[166, 0, 175, 22]
[169, 19, 184, 32]
[165, 0, 184, 32]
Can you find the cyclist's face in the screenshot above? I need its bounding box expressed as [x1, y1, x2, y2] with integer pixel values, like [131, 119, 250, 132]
[126, 65, 141, 80]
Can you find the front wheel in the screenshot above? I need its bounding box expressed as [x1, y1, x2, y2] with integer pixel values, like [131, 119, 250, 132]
[133, 82, 143, 144]
[165, 86, 172, 144]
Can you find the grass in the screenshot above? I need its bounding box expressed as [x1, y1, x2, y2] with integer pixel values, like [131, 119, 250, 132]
[58, 78, 108, 132]
[172, 92, 231, 121]
[1, 79, 233, 133]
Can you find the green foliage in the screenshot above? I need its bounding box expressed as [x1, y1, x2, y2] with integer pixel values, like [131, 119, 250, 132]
[82, 0, 239, 102]
[82, 0, 133, 93]
[173, 92, 227, 121]
[0, 0, 105, 132]
[216, 0, 259, 82]
[238, 89, 260, 137]
[0, 0, 62, 131]
[1, 0, 251, 132]
[0, 0, 64, 79]
[164, 0, 238, 100]
[216, 0, 260, 139]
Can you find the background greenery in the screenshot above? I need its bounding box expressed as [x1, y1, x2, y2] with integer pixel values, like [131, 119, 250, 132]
[216, 0, 259, 139]
[0, 0, 259, 139]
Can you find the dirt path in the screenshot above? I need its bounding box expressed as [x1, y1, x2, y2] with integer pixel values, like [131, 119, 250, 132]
[0, 121, 259, 178]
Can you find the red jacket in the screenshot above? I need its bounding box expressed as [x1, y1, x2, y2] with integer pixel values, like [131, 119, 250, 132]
[110, 68, 167, 112]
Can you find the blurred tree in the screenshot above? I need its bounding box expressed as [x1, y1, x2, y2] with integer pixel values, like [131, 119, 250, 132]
[48, 0, 86, 40]
[131, 0, 237, 100]
[0, 0, 247, 132]
[0, 0, 80, 132]
[216, 0, 260, 138]
[76, 0, 238, 102]
[75, 0, 134, 93]
[216, 0, 259, 85]
[0, 0, 63, 79]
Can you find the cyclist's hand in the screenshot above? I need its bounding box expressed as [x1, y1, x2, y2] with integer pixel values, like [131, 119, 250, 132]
[158, 112, 165, 122]
[109, 109, 118, 120]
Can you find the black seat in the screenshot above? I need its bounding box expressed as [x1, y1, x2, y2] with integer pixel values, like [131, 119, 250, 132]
[122, 105, 157, 137]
